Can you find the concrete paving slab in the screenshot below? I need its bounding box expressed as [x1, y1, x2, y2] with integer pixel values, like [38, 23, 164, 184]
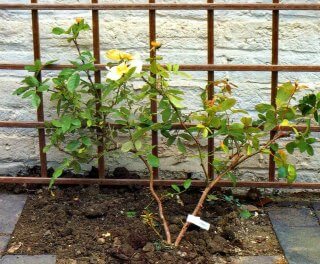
[311, 202, 320, 222]
[271, 227, 320, 264]
[0, 255, 56, 264]
[231, 255, 285, 264]
[272, 201, 310, 208]
[0, 194, 27, 234]
[268, 207, 318, 227]
[269, 207, 320, 264]
[0, 236, 10, 255]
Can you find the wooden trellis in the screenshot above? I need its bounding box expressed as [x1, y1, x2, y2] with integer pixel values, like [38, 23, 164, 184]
[0, 1, 320, 188]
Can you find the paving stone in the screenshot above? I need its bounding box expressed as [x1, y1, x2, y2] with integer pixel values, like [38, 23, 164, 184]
[0, 255, 56, 264]
[272, 201, 310, 208]
[271, 227, 320, 264]
[268, 207, 319, 227]
[0, 236, 10, 255]
[0, 194, 27, 234]
[311, 202, 320, 222]
[231, 255, 285, 264]
[269, 207, 320, 264]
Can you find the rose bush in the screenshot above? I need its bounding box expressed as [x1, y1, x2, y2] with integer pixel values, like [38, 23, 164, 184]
[15, 19, 320, 246]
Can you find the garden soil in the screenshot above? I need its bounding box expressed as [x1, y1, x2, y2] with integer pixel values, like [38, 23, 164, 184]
[2, 181, 284, 264]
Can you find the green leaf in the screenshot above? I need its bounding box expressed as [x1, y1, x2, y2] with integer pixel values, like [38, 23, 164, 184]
[228, 172, 237, 186]
[72, 119, 81, 127]
[167, 136, 176, 146]
[31, 93, 41, 108]
[306, 138, 317, 144]
[161, 108, 171, 122]
[246, 145, 253, 155]
[287, 164, 297, 184]
[121, 141, 133, 152]
[71, 160, 81, 173]
[171, 184, 180, 193]
[306, 144, 314, 156]
[276, 82, 295, 106]
[202, 128, 209, 138]
[13, 86, 30, 95]
[241, 116, 252, 126]
[177, 138, 186, 153]
[168, 95, 183, 109]
[22, 90, 34, 98]
[67, 73, 80, 92]
[59, 68, 76, 78]
[134, 140, 143, 151]
[51, 119, 62, 128]
[278, 166, 287, 178]
[23, 76, 39, 87]
[179, 133, 192, 141]
[43, 145, 51, 153]
[286, 142, 296, 154]
[147, 154, 159, 168]
[66, 140, 81, 152]
[61, 116, 72, 133]
[220, 98, 236, 111]
[38, 85, 49, 92]
[207, 194, 219, 202]
[52, 27, 65, 35]
[81, 137, 91, 146]
[183, 179, 192, 190]
[297, 140, 308, 153]
[126, 211, 136, 218]
[49, 168, 63, 188]
[44, 60, 58, 66]
[255, 103, 274, 113]
[239, 209, 251, 219]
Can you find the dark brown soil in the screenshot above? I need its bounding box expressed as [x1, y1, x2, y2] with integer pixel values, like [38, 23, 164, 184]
[6, 185, 282, 264]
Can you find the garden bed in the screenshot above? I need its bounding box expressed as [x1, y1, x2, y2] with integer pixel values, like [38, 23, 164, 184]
[3, 183, 283, 264]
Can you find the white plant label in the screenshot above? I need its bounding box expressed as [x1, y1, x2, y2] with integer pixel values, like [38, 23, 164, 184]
[186, 214, 210, 231]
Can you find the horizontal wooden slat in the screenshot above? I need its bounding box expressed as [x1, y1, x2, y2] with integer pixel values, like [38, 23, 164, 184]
[1, 3, 320, 11]
[0, 121, 319, 133]
[2, 64, 320, 72]
[0, 176, 320, 189]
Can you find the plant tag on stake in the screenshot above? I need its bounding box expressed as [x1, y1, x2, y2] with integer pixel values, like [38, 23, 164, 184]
[187, 214, 210, 231]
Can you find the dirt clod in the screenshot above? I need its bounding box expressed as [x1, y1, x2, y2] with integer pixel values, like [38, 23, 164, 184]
[97, 238, 105, 245]
[142, 242, 155, 252]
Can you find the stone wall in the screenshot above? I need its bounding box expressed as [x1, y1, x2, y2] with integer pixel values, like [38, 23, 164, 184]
[0, 0, 319, 182]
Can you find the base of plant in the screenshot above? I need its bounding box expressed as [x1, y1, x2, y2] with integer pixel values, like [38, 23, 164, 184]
[6, 185, 282, 263]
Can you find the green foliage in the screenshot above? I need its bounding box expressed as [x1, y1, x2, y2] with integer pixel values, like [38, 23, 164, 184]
[126, 211, 137, 218]
[239, 209, 251, 219]
[15, 20, 319, 195]
[171, 179, 192, 194]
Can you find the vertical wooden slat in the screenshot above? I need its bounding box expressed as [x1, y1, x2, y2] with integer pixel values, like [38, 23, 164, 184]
[269, 0, 279, 181]
[149, 0, 159, 178]
[207, 0, 214, 179]
[92, 0, 105, 178]
[31, 0, 47, 178]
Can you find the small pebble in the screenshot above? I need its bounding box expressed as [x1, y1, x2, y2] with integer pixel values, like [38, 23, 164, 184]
[97, 238, 106, 245]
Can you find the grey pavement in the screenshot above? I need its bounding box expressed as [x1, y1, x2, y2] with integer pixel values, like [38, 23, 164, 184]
[0, 255, 56, 264]
[268, 205, 320, 264]
[0, 237, 9, 255]
[231, 256, 285, 264]
[311, 202, 320, 222]
[0, 194, 27, 234]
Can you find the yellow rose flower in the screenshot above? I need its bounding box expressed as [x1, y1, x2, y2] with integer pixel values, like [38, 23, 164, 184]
[106, 50, 133, 61]
[116, 62, 129, 75]
[106, 62, 129, 81]
[151, 41, 162, 49]
[75, 17, 84, 24]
